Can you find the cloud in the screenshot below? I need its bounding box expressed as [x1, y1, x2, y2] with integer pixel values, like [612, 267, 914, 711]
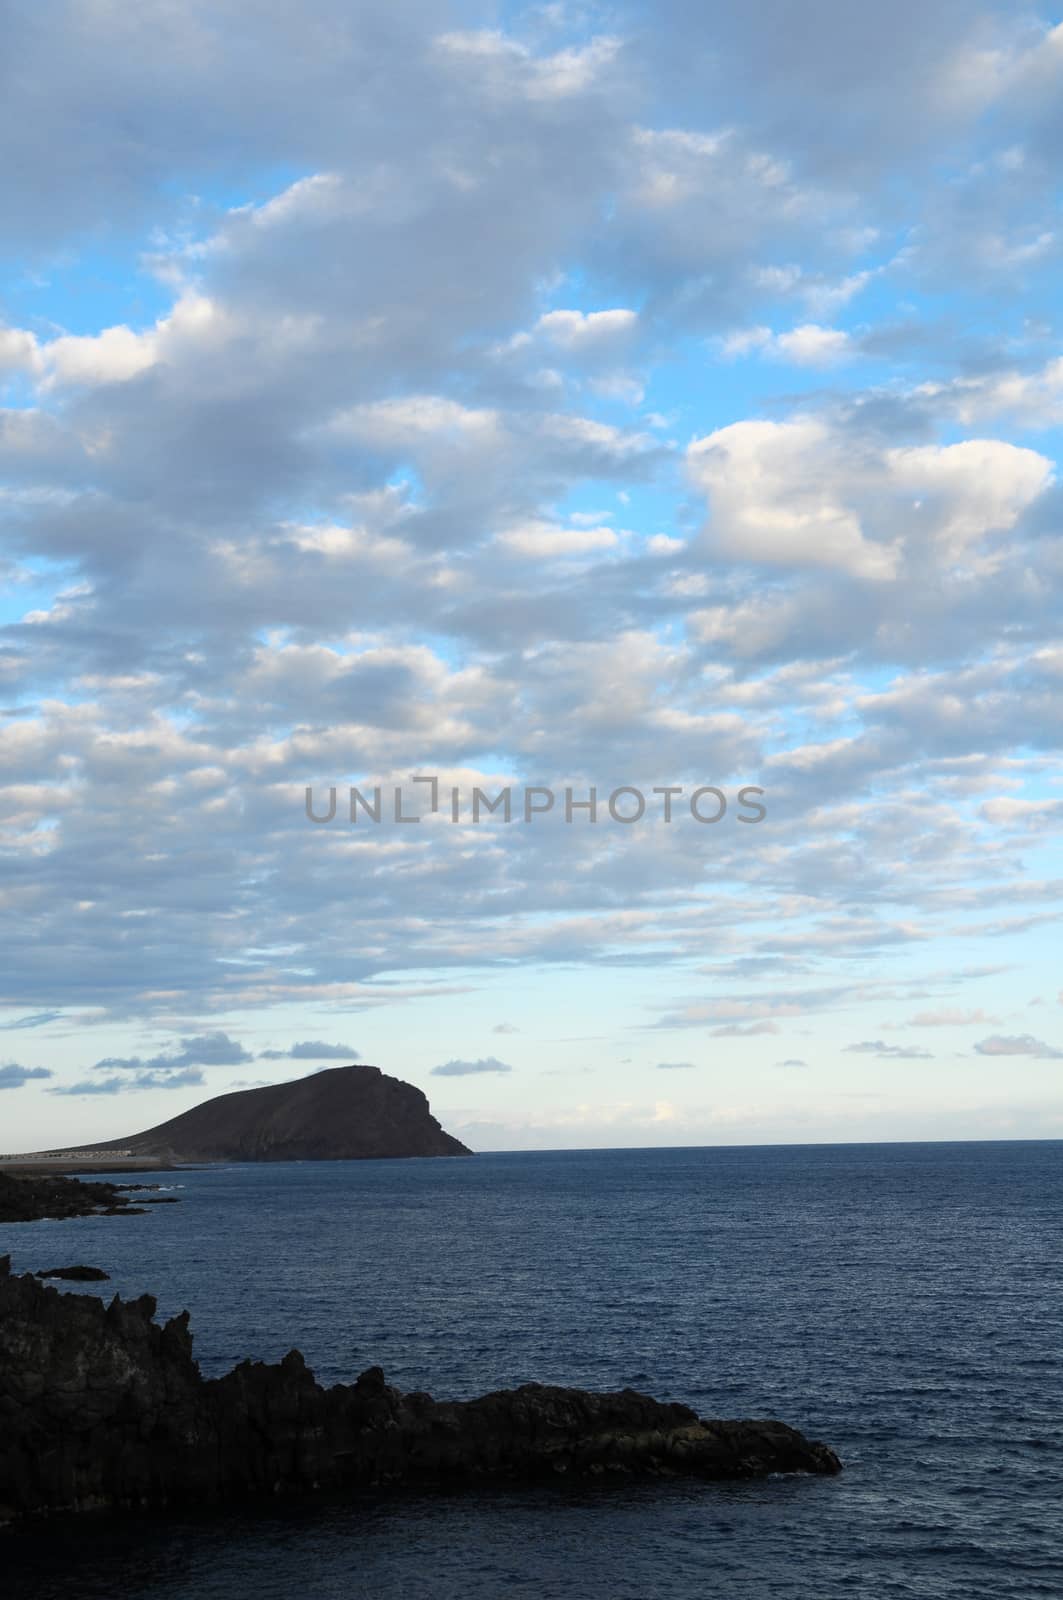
[973, 1034, 1063, 1060]
[844, 1041, 933, 1060]
[258, 1040, 360, 1061]
[0, 1062, 53, 1089]
[496, 520, 620, 559]
[775, 1058, 808, 1068]
[51, 1067, 207, 1095]
[904, 1008, 1001, 1027]
[915, 358, 1063, 431]
[430, 1057, 513, 1077]
[92, 1032, 253, 1071]
[656, 1060, 696, 1070]
[534, 308, 638, 350]
[0, 325, 41, 375]
[721, 323, 852, 366]
[1, 0, 1062, 1157]
[687, 418, 1051, 582]
[709, 1022, 781, 1037]
[0, 1012, 63, 1030]
[492, 1023, 520, 1035]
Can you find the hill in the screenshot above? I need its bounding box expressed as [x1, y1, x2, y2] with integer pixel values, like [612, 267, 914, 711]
[74, 1065, 471, 1163]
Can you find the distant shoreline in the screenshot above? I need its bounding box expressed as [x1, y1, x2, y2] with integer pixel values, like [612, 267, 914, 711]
[0, 1155, 177, 1175]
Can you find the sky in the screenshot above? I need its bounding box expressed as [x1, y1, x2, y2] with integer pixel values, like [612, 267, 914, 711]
[2, 0, 1063, 1153]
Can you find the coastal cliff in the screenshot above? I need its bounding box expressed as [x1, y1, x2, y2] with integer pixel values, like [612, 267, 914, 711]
[75, 1064, 471, 1163]
[0, 1258, 840, 1523]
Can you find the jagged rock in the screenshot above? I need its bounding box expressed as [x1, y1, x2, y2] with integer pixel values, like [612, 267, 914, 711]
[0, 1257, 840, 1524]
[60, 1064, 471, 1163]
[33, 1266, 111, 1282]
[0, 1171, 151, 1224]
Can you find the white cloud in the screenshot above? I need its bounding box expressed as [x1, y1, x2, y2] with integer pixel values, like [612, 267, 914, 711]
[0, 325, 41, 375]
[885, 439, 1053, 560]
[775, 324, 852, 365]
[436, 31, 622, 102]
[688, 417, 1052, 580]
[535, 308, 638, 349]
[497, 520, 618, 558]
[688, 418, 900, 580]
[721, 323, 852, 366]
[245, 172, 346, 229]
[331, 395, 502, 448]
[916, 358, 1063, 428]
[45, 323, 159, 386]
[719, 325, 772, 357]
[40, 294, 224, 388]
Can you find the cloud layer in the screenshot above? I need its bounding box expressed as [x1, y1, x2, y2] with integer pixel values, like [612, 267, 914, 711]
[1, 1, 1061, 1136]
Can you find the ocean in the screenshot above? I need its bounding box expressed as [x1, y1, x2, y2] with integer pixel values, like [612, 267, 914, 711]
[2, 1141, 1061, 1598]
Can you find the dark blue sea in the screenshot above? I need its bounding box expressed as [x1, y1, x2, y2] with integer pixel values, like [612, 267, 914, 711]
[2, 1142, 1061, 1598]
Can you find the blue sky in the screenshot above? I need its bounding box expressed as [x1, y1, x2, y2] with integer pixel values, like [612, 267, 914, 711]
[2, 1, 1063, 1151]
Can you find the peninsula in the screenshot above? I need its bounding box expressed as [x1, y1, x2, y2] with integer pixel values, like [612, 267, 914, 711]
[0, 1257, 841, 1523]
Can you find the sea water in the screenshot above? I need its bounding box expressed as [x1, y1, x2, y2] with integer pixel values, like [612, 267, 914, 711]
[2, 1141, 1061, 1598]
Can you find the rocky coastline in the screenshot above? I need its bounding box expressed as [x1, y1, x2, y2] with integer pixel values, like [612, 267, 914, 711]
[0, 1170, 175, 1223]
[0, 1256, 841, 1524]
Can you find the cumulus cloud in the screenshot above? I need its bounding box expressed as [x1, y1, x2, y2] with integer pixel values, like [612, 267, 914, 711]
[687, 417, 1051, 582]
[431, 1057, 514, 1077]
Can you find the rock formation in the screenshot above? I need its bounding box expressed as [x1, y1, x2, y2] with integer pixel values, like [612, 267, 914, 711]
[34, 1266, 111, 1281]
[72, 1064, 471, 1162]
[0, 1257, 840, 1524]
[0, 1170, 151, 1223]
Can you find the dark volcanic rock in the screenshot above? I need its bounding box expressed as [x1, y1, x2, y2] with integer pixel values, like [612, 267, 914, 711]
[0, 1257, 840, 1524]
[71, 1064, 471, 1163]
[34, 1266, 110, 1282]
[0, 1171, 149, 1224]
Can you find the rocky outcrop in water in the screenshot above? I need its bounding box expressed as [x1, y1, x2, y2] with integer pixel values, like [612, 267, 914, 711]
[34, 1265, 110, 1281]
[71, 1064, 471, 1162]
[0, 1257, 840, 1524]
[0, 1171, 150, 1223]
